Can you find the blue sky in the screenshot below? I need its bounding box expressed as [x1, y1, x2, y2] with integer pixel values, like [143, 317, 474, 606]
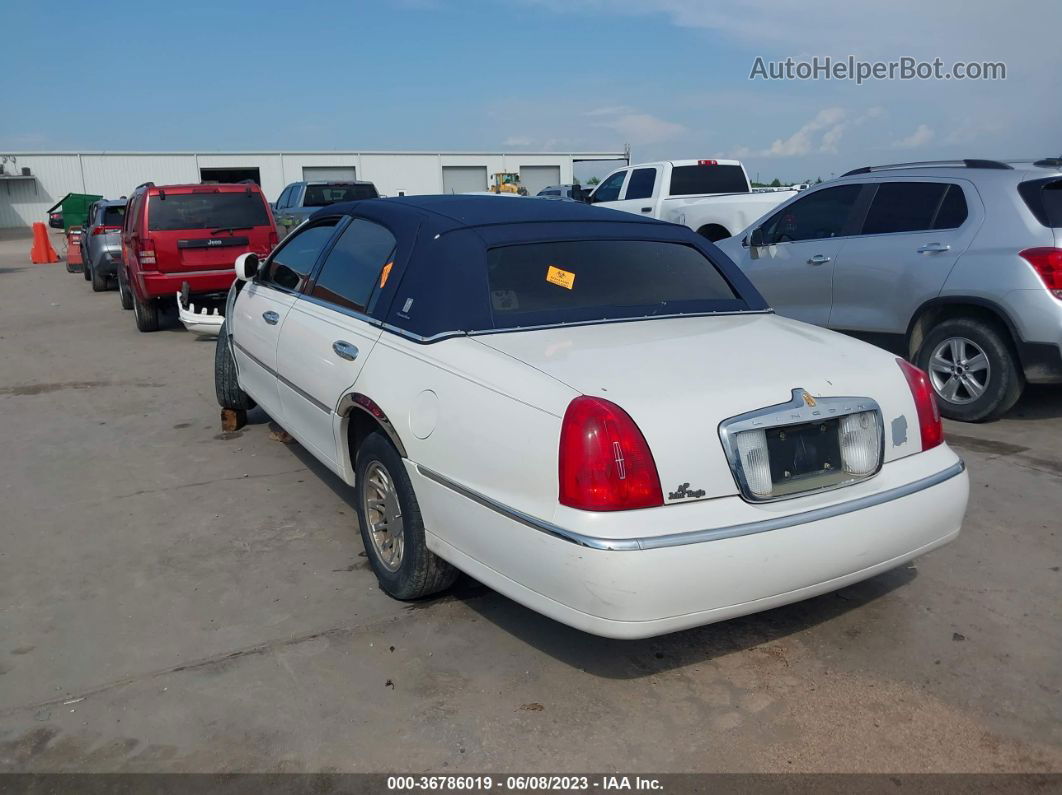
[3, 0, 1059, 182]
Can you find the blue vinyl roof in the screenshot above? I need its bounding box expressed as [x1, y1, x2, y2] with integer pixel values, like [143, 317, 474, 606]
[305, 195, 768, 340]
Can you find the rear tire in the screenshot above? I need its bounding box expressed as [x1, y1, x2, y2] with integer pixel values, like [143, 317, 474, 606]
[133, 291, 160, 332]
[91, 263, 109, 292]
[354, 432, 458, 600]
[118, 270, 134, 310]
[697, 224, 731, 242]
[214, 322, 255, 411]
[83, 261, 92, 281]
[915, 317, 1023, 422]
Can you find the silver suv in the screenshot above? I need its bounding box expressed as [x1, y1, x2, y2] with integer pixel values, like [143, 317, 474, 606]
[717, 158, 1062, 421]
[79, 198, 127, 293]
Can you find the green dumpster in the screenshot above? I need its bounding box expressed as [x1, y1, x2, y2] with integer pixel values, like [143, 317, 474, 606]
[46, 193, 103, 231]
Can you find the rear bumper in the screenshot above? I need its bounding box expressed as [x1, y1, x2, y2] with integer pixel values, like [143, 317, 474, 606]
[411, 445, 968, 638]
[136, 268, 235, 299]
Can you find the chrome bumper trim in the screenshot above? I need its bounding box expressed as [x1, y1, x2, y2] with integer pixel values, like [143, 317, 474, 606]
[415, 459, 966, 551]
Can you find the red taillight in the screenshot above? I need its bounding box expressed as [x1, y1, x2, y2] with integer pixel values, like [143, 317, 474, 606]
[138, 239, 156, 266]
[697, 159, 718, 166]
[1019, 247, 1062, 298]
[92, 225, 121, 236]
[897, 359, 943, 451]
[558, 396, 663, 511]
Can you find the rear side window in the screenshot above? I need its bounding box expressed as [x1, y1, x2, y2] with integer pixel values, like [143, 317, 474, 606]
[148, 192, 270, 231]
[485, 240, 741, 328]
[624, 168, 657, 200]
[276, 186, 293, 208]
[669, 165, 747, 196]
[862, 182, 962, 234]
[310, 219, 397, 313]
[263, 221, 337, 292]
[102, 206, 125, 227]
[540, 189, 560, 196]
[761, 185, 862, 244]
[1018, 178, 1062, 228]
[932, 185, 969, 229]
[303, 184, 378, 207]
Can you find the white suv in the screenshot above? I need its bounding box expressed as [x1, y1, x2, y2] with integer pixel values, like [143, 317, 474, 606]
[718, 158, 1062, 421]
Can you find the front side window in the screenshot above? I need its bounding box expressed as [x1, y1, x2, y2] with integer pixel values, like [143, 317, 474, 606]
[485, 239, 743, 329]
[624, 168, 657, 200]
[592, 171, 627, 202]
[862, 182, 954, 235]
[148, 192, 270, 231]
[760, 185, 862, 244]
[310, 219, 397, 313]
[263, 221, 338, 292]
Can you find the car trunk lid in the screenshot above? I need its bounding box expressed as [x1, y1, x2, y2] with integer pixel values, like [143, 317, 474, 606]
[146, 189, 275, 273]
[476, 314, 920, 501]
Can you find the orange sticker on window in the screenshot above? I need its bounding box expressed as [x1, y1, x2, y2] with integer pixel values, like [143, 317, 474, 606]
[379, 261, 394, 288]
[546, 265, 575, 290]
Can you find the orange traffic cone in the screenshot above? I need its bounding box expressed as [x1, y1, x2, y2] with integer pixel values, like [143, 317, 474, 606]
[30, 222, 59, 264]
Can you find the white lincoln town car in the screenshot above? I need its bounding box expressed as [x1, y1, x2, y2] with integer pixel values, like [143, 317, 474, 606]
[215, 196, 969, 639]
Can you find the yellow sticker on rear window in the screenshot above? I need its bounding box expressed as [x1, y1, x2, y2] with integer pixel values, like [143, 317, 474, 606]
[379, 261, 393, 288]
[546, 265, 575, 290]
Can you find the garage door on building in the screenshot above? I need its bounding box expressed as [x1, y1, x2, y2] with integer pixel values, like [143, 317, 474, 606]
[302, 166, 357, 181]
[520, 165, 561, 196]
[442, 166, 488, 194]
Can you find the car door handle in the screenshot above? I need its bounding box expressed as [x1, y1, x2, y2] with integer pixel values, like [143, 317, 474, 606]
[262, 311, 279, 325]
[332, 340, 359, 361]
[640, 207, 652, 213]
[917, 242, 951, 254]
[807, 254, 831, 265]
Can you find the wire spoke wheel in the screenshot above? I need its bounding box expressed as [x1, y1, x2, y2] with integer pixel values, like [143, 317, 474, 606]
[362, 461, 404, 572]
[928, 336, 991, 404]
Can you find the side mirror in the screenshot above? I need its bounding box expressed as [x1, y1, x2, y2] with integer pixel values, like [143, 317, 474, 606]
[748, 227, 766, 247]
[234, 252, 260, 281]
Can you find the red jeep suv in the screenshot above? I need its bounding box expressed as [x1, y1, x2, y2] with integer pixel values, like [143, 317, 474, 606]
[119, 182, 278, 331]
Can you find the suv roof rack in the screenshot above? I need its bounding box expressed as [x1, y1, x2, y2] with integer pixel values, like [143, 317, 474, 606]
[1033, 157, 1062, 168]
[841, 159, 1013, 177]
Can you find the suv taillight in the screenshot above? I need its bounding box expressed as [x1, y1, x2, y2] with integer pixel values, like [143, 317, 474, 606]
[92, 225, 120, 236]
[558, 396, 663, 511]
[897, 359, 943, 451]
[1019, 247, 1062, 298]
[138, 239, 156, 266]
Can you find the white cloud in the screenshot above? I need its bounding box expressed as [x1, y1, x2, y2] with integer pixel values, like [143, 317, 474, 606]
[893, 124, 935, 149]
[759, 107, 846, 157]
[583, 106, 687, 145]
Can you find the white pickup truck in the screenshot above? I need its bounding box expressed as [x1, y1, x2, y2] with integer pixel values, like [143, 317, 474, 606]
[587, 159, 798, 241]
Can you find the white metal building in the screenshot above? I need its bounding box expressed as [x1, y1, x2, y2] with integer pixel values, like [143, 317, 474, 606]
[0, 150, 627, 228]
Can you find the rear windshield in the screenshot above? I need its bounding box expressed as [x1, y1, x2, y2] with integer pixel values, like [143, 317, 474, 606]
[485, 240, 745, 329]
[102, 206, 125, 226]
[669, 165, 748, 196]
[1019, 178, 1062, 227]
[147, 192, 270, 231]
[302, 184, 378, 207]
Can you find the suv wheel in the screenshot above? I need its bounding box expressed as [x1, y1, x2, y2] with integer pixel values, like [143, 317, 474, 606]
[214, 323, 255, 411]
[117, 270, 134, 310]
[915, 317, 1024, 422]
[91, 263, 109, 292]
[354, 432, 458, 600]
[133, 292, 160, 332]
[83, 262, 92, 281]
